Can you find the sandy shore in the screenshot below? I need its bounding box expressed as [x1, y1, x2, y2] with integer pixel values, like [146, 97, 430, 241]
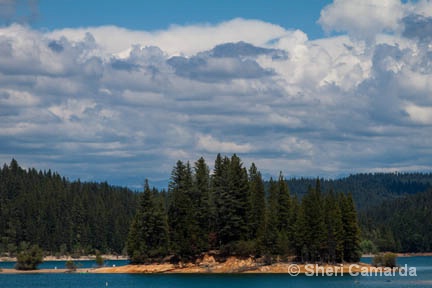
[0, 262, 376, 274]
[93, 262, 376, 274]
[0, 253, 419, 274]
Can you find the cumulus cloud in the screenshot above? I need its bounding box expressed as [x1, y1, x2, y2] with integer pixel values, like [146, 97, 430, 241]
[197, 134, 253, 153]
[2, 1, 432, 187]
[319, 0, 403, 40]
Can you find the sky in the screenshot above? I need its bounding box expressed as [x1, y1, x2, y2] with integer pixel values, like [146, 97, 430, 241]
[1, 0, 432, 189]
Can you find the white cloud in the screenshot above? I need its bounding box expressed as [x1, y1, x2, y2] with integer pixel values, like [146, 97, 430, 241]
[197, 134, 253, 153]
[405, 104, 432, 125]
[319, 0, 404, 40]
[47, 18, 287, 57]
[2, 2, 432, 187]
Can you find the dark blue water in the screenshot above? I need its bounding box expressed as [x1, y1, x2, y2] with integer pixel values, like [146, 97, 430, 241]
[0, 257, 431, 288]
[0, 260, 129, 269]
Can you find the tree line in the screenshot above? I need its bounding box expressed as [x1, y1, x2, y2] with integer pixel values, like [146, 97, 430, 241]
[360, 188, 432, 253]
[0, 159, 138, 257]
[127, 154, 361, 263]
[5, 157, 428, 261]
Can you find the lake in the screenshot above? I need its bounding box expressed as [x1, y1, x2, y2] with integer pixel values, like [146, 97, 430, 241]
[1, 256, 431, 288]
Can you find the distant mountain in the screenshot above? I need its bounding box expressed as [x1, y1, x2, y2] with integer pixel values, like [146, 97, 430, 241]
[279, 173, 432, 253]
[283, 173, 432, 210]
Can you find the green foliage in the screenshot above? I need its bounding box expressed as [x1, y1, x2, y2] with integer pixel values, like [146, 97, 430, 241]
[324, 190, 344, 263]
[65, 260, 77, 271]
[0, 159, 138, 256]
[127, 179, 168, 263]
[15, 244, 43, 270]
[339, 193, 362, 262]
[167, 161, 199, 258]
[248, 163, 266, 253]
[361, 189, 432, 253]
[1, 157, 369, 264]
[300, 181, 326, 262]
[95, 252, 104, 267]
[372, 252, 397, 268]
[360, 239, 378, 254]
[222, 240, 257, 257]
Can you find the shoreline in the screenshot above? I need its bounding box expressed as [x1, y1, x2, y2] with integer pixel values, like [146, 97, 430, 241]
[361, 252, 432, 258]
[1, 253, 429, 275]
[0, 254, 129, 263]
[0, 255, 380, 275]
[0, 262, 377, 275]
[1, 252, 430, 263]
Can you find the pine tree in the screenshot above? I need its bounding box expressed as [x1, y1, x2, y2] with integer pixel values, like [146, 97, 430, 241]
[324, 190, 344, 263]
[248, 163, 266, 253]
[226, 154, 249, 243]
[277, 172, 291, 232]
[339, 193, 361, 262]
[168, 161, 199, 258]
[276, 172, 291, 256]
[293, 199, 307, 262]
[127, 179, 168, 263]
[193, 157, 211, 252]
[210, 154, 227, 248]
[264, 178, 279, 255]
[301, 181, 326, 262]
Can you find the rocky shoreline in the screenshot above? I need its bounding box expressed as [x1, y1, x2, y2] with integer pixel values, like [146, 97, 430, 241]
[93, 256, 375, 274]
[1, 255, 375, 275]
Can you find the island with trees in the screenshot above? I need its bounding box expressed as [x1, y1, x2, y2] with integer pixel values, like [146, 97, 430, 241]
[0, 155, 431, 272]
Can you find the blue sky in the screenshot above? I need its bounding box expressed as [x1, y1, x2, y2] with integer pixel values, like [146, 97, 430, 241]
[34, 0, 332, 39]
[1, 0, 432, 189]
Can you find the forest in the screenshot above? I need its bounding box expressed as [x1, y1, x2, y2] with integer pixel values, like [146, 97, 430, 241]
[0, 159, 138, 256]
[127, 154, 360, 263]
[0, 156, 431, 262]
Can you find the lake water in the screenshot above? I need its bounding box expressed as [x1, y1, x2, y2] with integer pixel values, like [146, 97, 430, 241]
[1, 257, 431, 288]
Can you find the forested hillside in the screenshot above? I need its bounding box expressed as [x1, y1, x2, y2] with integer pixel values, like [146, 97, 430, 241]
[360, 189, 432, 253]
[285, 173, 432, 210]
[1, 157, 431, 260]
[0, 159, 138, 256]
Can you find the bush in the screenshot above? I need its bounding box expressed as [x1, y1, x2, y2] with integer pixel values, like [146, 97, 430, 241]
[65, 260, 77, 271]
[360, 240, 378, 254]
[95, 253, 104, 267]
[15, 245, 43, 270]
[372, 252, 397, 268]
[222, 240, 257, 257]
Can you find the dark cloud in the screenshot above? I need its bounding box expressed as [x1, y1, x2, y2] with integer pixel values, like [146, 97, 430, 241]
[167, 43, 276, 82]
[168, 55, 274, 82]
[48, 40, 64, 53]
[110, 59, 141, 71]
[402, 14, 432, 42]
[204, 41, 288, 60]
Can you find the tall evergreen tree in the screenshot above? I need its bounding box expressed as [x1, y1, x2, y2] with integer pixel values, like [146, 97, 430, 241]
[265, 178, 280, 255]
[276, 172, 291, 256]
[324, 190, 344, 263]
[193, 157, 211, 252]
[168, 161, 199, 258]
[127, 179, 168, 263]
[248, 163, 266, 253]
[293, 199, 307, 262]
[339, 193, 361, 262]
[225, 154, 249, 243]
[301, 181, 326, 262]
